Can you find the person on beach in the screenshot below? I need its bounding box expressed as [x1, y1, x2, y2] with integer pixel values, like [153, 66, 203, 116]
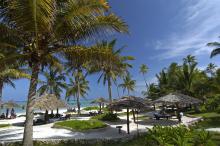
[6, 108, 9, 119]
[0, 113, 5, 119]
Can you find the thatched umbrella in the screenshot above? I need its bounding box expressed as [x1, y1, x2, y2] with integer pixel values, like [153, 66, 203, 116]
[91, 97, 108, 112]
[3, 100, 20, 118]
[110, 96, 146, 134]
[34, 94, 67, 110]
[151, 93, 202, 121]
[3, 100, 20, 108]
[151, 93, 202, 106]
[33, 94, 67, 122]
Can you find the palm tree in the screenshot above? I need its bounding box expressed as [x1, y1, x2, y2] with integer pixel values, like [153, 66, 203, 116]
[66, 72, 89, 114]
[38, 68, 66, 114]
[206, 63, 217, 77]
[139, 64, 148, 87]
[0, 1, 128, 145]
[183, 55, 196, 66]
[119, 74, 136, 95]
[207, 40, 220, 58]
[90, 40, 133, 103]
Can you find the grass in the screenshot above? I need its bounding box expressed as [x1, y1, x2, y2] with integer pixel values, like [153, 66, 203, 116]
[83, 106, 99, 111]
[211, 132, 220, 145]
[53, 120, 107, 131]
[187, 111, 220, 129]
[0, 124, 10, 128]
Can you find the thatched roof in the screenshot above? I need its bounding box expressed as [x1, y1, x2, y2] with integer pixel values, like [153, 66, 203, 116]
[91, 97, 108, 104]
[33, 94, 67, 110]
[3, 100, 21, 108]
[151, 93, 202, 105]
[110, 96, 146, 109]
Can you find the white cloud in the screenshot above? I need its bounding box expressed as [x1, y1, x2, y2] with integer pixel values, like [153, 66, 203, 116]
[153, 0, 220, 60]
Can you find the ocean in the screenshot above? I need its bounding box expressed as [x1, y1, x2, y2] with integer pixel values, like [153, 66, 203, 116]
[0, 99, 94, 115]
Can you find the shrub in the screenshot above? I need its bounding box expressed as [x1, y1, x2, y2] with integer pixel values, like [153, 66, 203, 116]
[146, 125, 215, 146]
[53, 120, 107, 131]
[91, 112, 120, 122]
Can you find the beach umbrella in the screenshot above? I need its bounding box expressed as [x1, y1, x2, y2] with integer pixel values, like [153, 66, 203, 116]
[110, 96, 146, 134]
[91, 97, 108, 112]
[33, 94, 68, 122]
[151, 92, 202, 106]
[3, 100, 21, 108]
[33, 94, 67, 111]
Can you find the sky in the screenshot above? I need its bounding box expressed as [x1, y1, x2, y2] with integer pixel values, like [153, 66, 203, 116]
[3, 0, 220, 101]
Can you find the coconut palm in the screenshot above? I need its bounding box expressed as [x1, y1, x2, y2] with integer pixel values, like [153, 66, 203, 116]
[38, 68, 66, 114]
[207, 40, 220, 58]
[66, 71, 89, 114]
[0, 1, 128, 145]
[139, 64, 148, 87]
[119, 74, 136, 95]
[90, 40, 133, 103]
[206, 63, 217, 77]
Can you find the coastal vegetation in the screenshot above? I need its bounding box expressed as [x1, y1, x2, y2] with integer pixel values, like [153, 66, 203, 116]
[0, 0, 128, 145]
[1, 0, 220, 146]
[53, 120, 107, 131]
[91, 112, 120, 122]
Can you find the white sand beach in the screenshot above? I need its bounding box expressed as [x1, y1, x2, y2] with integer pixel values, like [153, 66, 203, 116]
[0, 109, 201, 142]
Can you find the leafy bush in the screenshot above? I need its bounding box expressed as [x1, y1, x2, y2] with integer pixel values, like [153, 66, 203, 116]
[204, 95, 220, 112]
[53, 120, 107, 131]
[91, 112, 120, 122]
[146, 125, 215, 146]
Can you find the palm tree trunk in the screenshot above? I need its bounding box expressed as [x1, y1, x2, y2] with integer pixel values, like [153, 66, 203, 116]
[23, 62, 40, 146]
[0, 81, 3, 114]
[107, 77, 112, 103]
[76, 76, 81, 115]
[143, 73, 147, 88]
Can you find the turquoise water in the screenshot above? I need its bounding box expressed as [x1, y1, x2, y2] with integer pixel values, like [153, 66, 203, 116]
[0, 99, 94, 114]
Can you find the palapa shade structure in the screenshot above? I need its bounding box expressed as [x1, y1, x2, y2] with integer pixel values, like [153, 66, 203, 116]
[110, 96, 146, 134]
[91, 97, 108, 112]
[33, 94, 67, 111]
[151, 93, 202, 106]
[3, 100, 21, 108]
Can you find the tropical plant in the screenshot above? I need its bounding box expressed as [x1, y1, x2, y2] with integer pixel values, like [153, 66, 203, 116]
[38, 68, 66, 97]
[146, 125, 215, 146]
[0, 0, 128, 145]
[38, 68, 66, 114]
[90, 40, 133, 103]
[119, 74, 136, 95]
[66, 71, 90, 114]
[207, 40, 220, 58]
[139, 64, 148, 87]
[206, 63, 217, 77]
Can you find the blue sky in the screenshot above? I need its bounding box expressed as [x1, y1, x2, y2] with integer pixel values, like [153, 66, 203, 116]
[3, 0, 220, 101]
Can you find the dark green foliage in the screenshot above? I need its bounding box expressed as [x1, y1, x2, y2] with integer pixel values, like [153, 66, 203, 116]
[146, 125, 216, 146]
[91, 112, 119, 122]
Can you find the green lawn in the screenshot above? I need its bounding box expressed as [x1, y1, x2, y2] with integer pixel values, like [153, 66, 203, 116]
[0, 124, 10, 128]
[187, 112, 220, 129]
[53, 120, 107, 131]
[83, 106, 99, 111]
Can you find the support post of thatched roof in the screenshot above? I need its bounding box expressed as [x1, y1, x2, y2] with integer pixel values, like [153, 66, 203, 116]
[127, 107, 130, 134]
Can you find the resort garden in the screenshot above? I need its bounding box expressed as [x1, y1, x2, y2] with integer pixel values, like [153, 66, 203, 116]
[0, 0, 220, 146]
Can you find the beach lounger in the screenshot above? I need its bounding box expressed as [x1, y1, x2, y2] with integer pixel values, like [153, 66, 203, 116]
[154, 113, 171, 120]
